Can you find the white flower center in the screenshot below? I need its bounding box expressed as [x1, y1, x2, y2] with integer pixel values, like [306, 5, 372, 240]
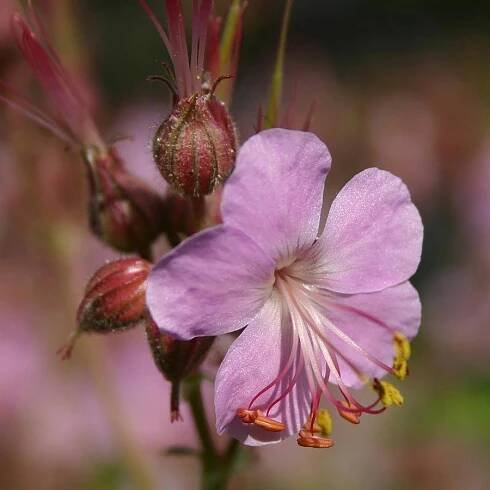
[237, 255, 398, 437]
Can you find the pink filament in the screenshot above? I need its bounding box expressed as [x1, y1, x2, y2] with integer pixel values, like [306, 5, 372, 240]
[329, 301, 396, 334]
[298, 297, 389, 414]
[308, 388, 322, 432]
[280, 274, 386, 415]
[266, 357, 304, 416]
[247, 327, 299, 410]
[303, 286, 395, 374]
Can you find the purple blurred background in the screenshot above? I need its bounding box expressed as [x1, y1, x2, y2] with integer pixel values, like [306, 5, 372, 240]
[0, 1, 489, 488]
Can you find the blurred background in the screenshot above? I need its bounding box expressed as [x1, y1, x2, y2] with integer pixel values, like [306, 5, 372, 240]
[1, 0, 489, 488]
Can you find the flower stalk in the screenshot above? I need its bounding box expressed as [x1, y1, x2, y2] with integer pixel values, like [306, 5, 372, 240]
[186, 377, 242, 490]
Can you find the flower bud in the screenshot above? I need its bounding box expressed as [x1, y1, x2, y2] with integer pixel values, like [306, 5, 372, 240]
[83, 146, 166, 257]
[145, 321, 214, 421]
[153, 94, 238, 197]
[77, 257, 151, 332]
[58, 258, 151, 360]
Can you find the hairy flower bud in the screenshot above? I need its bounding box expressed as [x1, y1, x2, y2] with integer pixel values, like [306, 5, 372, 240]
[145, 321, 214, 421]
[58, 258, 151, 360]
[153, 94, 238, 197]
[78, 258, 151, 332]
[83, 146, 166, 257]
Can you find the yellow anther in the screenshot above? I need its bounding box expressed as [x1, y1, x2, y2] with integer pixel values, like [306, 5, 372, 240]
[393, 332, 411, 380]
[394, 332, 411, 360]
[393, 358, 409, 380]
[316, 409, 333, 436]
[373, 379, 404, 407]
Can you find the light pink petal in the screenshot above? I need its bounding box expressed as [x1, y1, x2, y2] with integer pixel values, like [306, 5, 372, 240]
[215, 293, 312, 446]
[146, 225, 275, 340]
[318, 168, 423, 294]
[222, 129, 331, 259]
[320, 281, 421, 388]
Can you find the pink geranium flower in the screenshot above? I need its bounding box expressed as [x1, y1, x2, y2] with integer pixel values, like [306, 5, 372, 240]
[147, 129, 423, 447]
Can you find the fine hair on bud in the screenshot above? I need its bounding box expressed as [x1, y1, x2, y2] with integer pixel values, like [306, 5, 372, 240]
[58, 258, 151, 360]
[139, 0, 240, 197]
[153, 93, 238, 197]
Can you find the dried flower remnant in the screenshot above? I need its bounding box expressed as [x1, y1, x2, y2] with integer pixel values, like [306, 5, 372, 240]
[0, 8, 166, 255]
[147, 129, 423, 447]
[140, 0, 241, 196]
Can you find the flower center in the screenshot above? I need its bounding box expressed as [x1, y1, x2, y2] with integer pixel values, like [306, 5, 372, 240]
[237, 259, 409, 447]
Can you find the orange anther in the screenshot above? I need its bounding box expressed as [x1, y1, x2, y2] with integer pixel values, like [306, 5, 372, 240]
[298, 429, 315, 439]
[254, 414, 286, 432]
[337, 401, 361, 424]
[303, 416, 322, 434]
[236, 408, 258, 424]
[236, 409, 286, 432]
[297, 433, 335, 449]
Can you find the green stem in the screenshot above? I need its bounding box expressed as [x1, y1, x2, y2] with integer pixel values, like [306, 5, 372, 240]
[265, 0, 294, 128]
[187, 380, 242, 490]
[218, 0, 244, 105]
[188, 379, 216, 458]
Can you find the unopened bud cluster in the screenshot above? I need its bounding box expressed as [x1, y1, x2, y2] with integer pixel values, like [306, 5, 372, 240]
[63, 257, 214, 421]
[153, 94, 238, 197]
